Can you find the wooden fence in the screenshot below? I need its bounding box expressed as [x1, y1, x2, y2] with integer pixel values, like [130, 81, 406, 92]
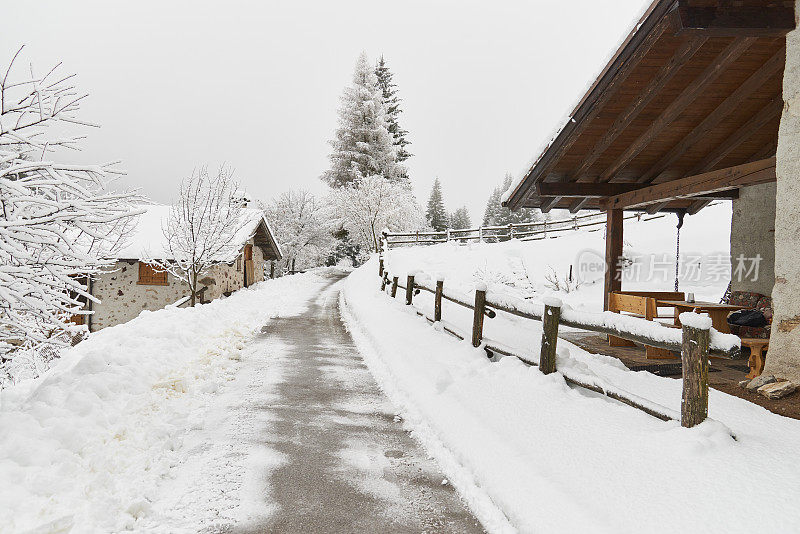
[384, 211, 667, 248]
[377, 261, 739, 429]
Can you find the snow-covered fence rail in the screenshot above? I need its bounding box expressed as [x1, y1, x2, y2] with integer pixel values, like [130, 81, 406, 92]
[383, 212, 667, 248]
[376, 265, 740, 429]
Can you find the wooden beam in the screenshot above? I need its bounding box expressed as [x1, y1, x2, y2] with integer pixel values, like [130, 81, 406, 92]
[568, 197, 590, 214]
[604, 157, 776, 210]
[690, 97, 783, 175]
[537, 181, 645, 197]
[571, 36, 707, 181]
[676, 4, 795, 37]
[504, 5, 677, 209]
[646, 202, 669, 215]
[540, 196, 562, 213]
[640, 46, 785, 183]
[604, 209, 624, 311]
[687, 199, 713, 215]
[598, 37, 756, 183]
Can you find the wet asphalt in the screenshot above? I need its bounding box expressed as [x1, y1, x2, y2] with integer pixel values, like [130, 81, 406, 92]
[236, 272, 484, 534]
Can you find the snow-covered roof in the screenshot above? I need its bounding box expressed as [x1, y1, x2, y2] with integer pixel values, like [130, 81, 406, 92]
[114, 204, 282, 261]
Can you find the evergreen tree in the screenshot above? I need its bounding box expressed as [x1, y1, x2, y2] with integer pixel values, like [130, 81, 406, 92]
[426, 177, 448, 231]
[375, 56, 411, 163]
[483, 174, 540, 227]
[322, 53, 404, 188]
[449, 206, 472, 230]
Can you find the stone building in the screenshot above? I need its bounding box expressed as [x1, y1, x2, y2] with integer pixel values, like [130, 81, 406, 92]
[503, 1, 800, 382]
[85, 205, 282, 331]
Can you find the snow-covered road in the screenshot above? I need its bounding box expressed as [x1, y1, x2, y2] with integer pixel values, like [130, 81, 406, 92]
[240, 271, 482, 533]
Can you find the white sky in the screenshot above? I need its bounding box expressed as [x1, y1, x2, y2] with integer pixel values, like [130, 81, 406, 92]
[5, 0, 650, 222]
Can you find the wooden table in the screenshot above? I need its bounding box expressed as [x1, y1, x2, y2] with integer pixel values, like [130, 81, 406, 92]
[656, 300, 744, 334]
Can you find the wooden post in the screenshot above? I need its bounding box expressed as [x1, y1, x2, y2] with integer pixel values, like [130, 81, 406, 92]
[270, 261, 275, 279]
[478, 227, 484, 243]
[434, 279, 444, 322]
[681, 319, 710, 428]
[446, 228, 451, 242]
[604, 208, 624, 310]
[508, 224, 514, 240]
[405, 274, 415, 305]
[378, 258, 384, 277]
[472, 285, 487, 347]
[391, 276, 399, 298]
[381, 272, 388, 291]
[540, 300, 561, 374]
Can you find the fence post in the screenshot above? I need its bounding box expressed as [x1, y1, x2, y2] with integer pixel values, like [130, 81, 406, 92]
[391, 276, 399, 298]
[540, 299, 562, 374]
[478, 227, 484, 243]
[270, 261, 275, 279]
[681, 316, 710, 428]
[381, 272, 388, 291]
[405, 274, 415, 305]
[509, 223, 514, 240]
[472, 284, 487, 347]
[434, 278, 444, 322]
[446, 228, 451, 242]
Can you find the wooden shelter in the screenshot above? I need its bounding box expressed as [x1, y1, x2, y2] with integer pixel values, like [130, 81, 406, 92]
[503, 0, 794, 307]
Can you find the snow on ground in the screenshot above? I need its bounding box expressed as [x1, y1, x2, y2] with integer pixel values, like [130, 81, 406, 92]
[342, 250, 800, 533]
[0, 271, 334, 533]
[385, 202, 733, 313]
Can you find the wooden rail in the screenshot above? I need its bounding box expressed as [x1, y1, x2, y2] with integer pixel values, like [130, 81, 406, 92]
[377, 266, 740, 429]
[383, 212, 667, 248]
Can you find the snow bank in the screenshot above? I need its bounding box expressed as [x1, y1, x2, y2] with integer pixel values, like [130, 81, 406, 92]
[343, 259, 800, 533]
[0, 271, 330, 532]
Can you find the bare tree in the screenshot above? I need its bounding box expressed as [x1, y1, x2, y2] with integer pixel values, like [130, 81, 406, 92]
[151, 166, 244, 306]
[264, 189, 332, 273]
[328, 175, 424, 257]
[0, 46, 139, 381]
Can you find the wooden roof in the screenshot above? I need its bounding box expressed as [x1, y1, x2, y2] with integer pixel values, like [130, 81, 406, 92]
[504, 0, 794, 214]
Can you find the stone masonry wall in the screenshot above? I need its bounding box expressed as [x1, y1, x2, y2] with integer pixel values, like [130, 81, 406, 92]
[765, 5, 800, 384]
[90, 238, 268, 331]
[730, 182, 777, 296]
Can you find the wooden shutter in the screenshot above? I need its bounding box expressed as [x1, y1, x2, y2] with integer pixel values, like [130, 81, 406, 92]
[138, 262, 168, 285]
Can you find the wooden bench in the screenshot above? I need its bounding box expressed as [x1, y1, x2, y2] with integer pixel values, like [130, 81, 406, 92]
[741, 338, 769, 379]
[608, 291, 685, 359]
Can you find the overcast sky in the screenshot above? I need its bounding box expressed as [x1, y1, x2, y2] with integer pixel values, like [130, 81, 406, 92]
[5, 0, 650, 222]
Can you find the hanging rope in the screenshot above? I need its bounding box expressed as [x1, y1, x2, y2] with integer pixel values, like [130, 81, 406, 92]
[674, 211, 685, 292]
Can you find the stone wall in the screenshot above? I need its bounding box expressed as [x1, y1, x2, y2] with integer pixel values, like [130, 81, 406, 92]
[765, 5, 800, 384]
[90, 238, 269, 331]
[730, 182, 776, 296]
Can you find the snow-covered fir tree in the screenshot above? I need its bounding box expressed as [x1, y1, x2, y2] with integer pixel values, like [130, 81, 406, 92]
[483, 174, 540, 226]
[375, 56, 411, 163]
[426, 177, 448, 231]
[322, 53, 405, 188]
[449, 206, 472, 230]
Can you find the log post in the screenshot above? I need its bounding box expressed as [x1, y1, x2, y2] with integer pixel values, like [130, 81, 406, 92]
[540, 300, 562, 374]
[478, 227, 484, 243]
[391, 276, 399, 298]
[270, 261, 275, 279]
[681, 316, 710, 428]
[446, 228, 451, 242]
[405, 274, 415, 305]
[508, 223, 514, 240]
[378, 258, 384, 277]
[472, 284, 487, 347]
[434, 279, 444, 322]
[604, 208, 623, 310]
[381, 272, 388, 291]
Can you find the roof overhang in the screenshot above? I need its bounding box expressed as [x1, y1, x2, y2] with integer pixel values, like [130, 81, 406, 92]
[504, 0, 792, 214]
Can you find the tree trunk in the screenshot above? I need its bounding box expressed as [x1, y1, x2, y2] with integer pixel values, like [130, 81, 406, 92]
[190, 271, 197, 307]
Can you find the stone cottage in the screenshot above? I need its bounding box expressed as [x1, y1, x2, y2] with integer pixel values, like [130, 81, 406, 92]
[503, 0, 800, 382]
[84, 205, 282, 331]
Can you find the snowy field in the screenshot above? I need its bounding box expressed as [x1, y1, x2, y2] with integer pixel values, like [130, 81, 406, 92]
[0, 272, 336, 533]
[341, 212, 800, 532]
[384, 202, 734, 312]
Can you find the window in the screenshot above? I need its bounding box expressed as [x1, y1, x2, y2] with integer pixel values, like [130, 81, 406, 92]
[138, 262, 168, 285]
